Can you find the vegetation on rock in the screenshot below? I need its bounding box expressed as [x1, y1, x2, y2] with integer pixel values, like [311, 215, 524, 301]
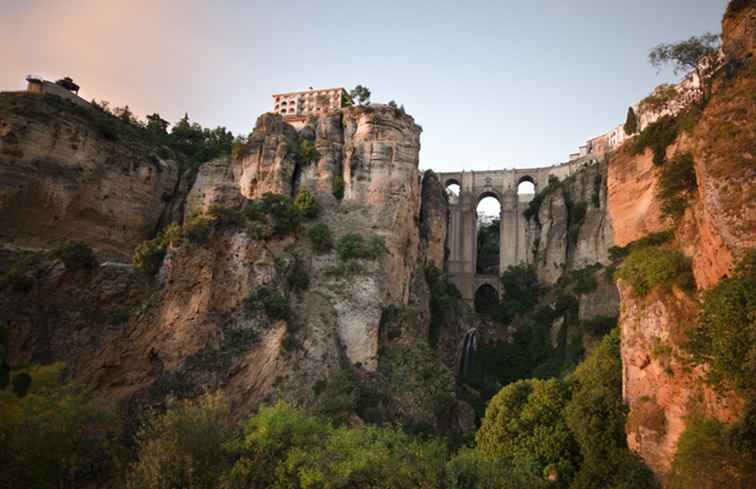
[657, 152, 698, 220]
[308, 222, 333, 254]
[615, 245, 694, 296]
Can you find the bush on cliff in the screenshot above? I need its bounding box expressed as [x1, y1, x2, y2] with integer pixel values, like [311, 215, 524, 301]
[244, 193, 301, 236]
[132, 224, 183, 274]
[50, 241, 97, 270]
[184, 214, 213, 243]
[685, 250, 756, 395]
[308, 222, 333, 254]
[669, 414, 756, 489]
[244, 286, 290, 320]
[615, 245, 694, 296]
[336, 232, 387, 261]
[658, 152, 697, 220]
[294, 189, 319, 219]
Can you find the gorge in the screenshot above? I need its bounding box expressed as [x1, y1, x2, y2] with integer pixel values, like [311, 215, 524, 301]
[1, 2, 755, 488]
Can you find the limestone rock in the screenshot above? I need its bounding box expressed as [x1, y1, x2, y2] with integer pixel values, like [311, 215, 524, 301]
[0, 93, 179, 261]
[184, 157, 242, 219]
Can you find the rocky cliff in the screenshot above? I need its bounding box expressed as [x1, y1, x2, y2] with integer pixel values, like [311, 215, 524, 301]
[607, 3, 756, 482]
[0, 93, 180, 262]
[1, 100, 474, 432]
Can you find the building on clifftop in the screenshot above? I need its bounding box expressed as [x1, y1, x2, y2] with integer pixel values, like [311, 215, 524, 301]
[272, 87, 350, 128]
[25, 75, 90, 108]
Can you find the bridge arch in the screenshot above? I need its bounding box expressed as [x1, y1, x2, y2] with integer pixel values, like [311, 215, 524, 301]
[436, 160, 586, 304]
[444, 178, 461, 205]
[517, 175, 536, 195]
[473, 281, 499, 314]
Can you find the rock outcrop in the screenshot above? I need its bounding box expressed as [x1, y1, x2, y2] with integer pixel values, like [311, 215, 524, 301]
[0, 93, 179, 261]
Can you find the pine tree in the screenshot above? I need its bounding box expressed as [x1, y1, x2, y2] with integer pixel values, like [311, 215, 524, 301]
[623, 107, 638, 135]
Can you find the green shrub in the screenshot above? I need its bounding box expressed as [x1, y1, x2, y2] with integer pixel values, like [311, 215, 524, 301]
[684, 251, 756, 395]
[289, 138, 319, 165]
[616, 245, 694, 296]
[132, 224, 183, 275]
[0, 363, 121, 489]
[132, 238, 167, 275]
[670, 415, 756, 489]
[294, 189, 319, 219]
[308, 222, 333, 253]
[633, 115, 678, 165]
[127, 393, 235, 489]
[244, 286, 290, 320]
[335, 232, 386, 261]
[50, 240, 97, 270]
[336, 233, 365, 260]
[658, 152, 697, 220]
[261, 193, 301, 235]
[241, 199, 266, 221]
[184, 214, 213, 243]
[207, 204, 244, 227]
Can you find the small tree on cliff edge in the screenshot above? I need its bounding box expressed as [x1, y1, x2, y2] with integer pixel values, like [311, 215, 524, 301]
[623, 107, 638, 135]
[648, 33, 720, 100]
[349, 85, 371, 106]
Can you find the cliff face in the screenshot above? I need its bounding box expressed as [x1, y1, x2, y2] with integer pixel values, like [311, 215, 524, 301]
[607, 3, 756, 481]
[529, 159, 615, 283]
[2, 102, 469, 430]
[0, 93, 179, 261]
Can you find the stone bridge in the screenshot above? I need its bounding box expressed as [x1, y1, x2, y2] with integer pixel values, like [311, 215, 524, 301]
[436, 158, 590, 304]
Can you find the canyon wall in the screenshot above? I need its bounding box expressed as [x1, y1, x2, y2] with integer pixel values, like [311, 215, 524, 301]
[0, 100, 470, 430]
[607, 3, 756, 481]
[0, 93, 180, 262]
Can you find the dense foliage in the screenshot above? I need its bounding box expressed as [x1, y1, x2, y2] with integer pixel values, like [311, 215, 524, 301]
[685, 251, 756, 395]
[127, 393, 236, 489]
[669, 414, 756, 489]
[615, 245, 694, 296]
[0, 364, 121, 489]
[335, 232, 387, 261]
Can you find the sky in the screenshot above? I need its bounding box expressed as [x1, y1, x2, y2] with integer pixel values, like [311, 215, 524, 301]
[2, 0, 727, 175]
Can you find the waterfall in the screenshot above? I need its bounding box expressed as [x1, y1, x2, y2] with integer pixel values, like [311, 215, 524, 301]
[459, 329, 478, 376]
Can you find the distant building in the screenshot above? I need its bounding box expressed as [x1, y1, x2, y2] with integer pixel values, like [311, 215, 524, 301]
[25, 75, 90, 108]
[272, 87, 350, 127]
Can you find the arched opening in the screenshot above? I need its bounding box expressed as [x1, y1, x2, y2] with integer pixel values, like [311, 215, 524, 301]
[474, 284, 499, 314]
[444, 179, 461, 205]
[517, 176, 536, 195]
[476, 194, 501, 275]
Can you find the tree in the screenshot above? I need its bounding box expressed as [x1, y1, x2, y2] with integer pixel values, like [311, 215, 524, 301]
[127, 393, 236, 489]
[350, 85, 371, 105]
[624, 107, 638, 135]
[145, 113, 169, 137]
[475, 378, 580, 487]
[0, 363, 121, 488]
[648, 33, 720, 99]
